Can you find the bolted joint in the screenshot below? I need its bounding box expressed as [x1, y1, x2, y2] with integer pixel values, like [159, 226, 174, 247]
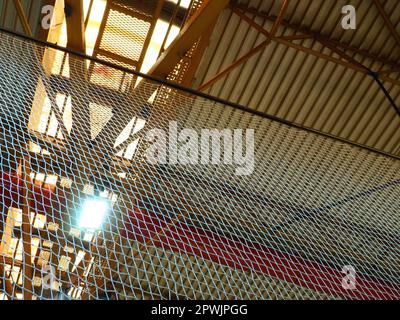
[367, 70, 379, 79]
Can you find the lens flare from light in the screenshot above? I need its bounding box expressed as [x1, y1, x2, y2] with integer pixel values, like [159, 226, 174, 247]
[78, 198, 109, 230]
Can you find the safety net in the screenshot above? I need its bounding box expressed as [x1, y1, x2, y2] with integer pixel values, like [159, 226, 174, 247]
[0, 30, 399, 300]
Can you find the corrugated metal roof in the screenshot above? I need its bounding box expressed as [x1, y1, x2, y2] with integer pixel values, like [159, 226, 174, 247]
[193, 0, 400, 156]
[0, 0, 41, 35]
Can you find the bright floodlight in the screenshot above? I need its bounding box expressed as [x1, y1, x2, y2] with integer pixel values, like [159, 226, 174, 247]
[78, 198, 109, 230]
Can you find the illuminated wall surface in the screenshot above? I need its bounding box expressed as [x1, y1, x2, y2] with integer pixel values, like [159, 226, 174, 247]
[0, 31, 399, 299]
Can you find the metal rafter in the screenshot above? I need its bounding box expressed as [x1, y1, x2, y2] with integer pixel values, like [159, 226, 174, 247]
[318, 39, 400, 116]
[197, 0, 294, 91]
[13, 0, 32, 36]
[65, 0, 86, 52]
[224, 7, 400, 88]
[233, 3, 400, 68]
[373, 0, 400, 48]
[270, 0, 289, 36]
[198, 40, 270, 91]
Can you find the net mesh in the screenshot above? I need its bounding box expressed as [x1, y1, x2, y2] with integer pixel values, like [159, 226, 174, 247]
[0, 30, 399, 300]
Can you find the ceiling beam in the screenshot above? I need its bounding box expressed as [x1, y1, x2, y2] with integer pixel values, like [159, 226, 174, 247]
[380, 67, 400, 76]
[270, 0, 289, 37]
[20, 158, 34, 300]
[198, 40, 270, 91]
[158, 0, 181, 57]
[37, 0, 65, 43]
[180, 19, 217, 87]
[198, 6, 369, 90]
[147, 0, 230, 79]
[200, 0, 367, 92]
[65, 0, 86, 52]
[233, 3, 400, 68]
[13, 0, 32, 36]
[199, 0, 297, 90]
[137, 0, 165, 70]
[230, 8, 400, 87]
[373, 0, 400, 48]
[64, 0, 94, 151]
[225, 7, 400, 115]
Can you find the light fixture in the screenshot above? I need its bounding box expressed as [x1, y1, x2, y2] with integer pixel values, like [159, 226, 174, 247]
[78, 198, 109, 230]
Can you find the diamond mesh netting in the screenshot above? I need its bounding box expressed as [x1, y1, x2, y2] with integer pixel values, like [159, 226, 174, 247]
[0, 30, 399, 300]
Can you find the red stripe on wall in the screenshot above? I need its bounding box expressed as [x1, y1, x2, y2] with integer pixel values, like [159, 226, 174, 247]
[124, 206, 400, 300]
[1, 172, 399, 299]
